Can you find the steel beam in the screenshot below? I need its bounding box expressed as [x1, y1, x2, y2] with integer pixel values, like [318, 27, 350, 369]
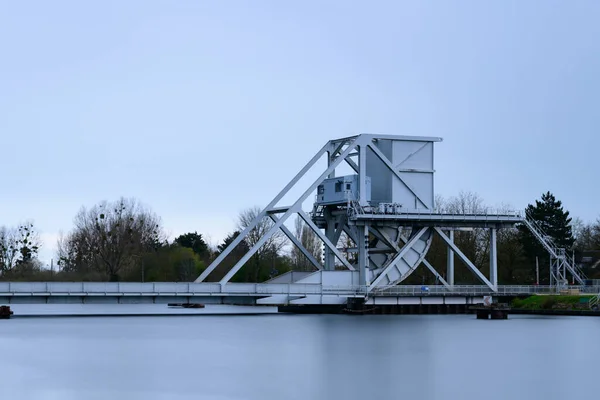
[298, 210, 355, 271]
[196, 141, 330, 282]
[490, 228, 498, 289]
[364, 133, 443, 142]
[359, 144, 367, 205]
[422, 259, 451, 289]
[358, 225, 369, 286]
[324, 208, 336, 270]
[367, 142, 431, 209]
[345, 158, 359, 173]
[322, 210, 346, 270]
[397, 234, 451, 290]
[447, 230, 455, 286]
[369, 227, 429, 289]
[218, 139, 359, 284]
[435, 227, 495, 291]
[269, 215, 322, 271]
[370, 227, 398, 251]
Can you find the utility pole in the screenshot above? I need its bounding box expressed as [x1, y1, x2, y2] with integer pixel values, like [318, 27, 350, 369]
[536, 256, 539, 285]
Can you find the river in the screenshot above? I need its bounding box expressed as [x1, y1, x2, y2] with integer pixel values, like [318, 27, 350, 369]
[1, 310, 599, 400]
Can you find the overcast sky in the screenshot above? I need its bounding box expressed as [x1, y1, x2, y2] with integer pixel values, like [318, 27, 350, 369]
[1, 1, 599, 265]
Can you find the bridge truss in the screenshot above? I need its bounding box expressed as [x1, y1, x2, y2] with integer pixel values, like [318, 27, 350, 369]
[193, 134, 582, 304]
[0, 134, 587, 307]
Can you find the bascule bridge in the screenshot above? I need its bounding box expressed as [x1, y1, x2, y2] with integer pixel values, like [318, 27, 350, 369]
[194, 134, 585, 305]
[0, 134, 589, 307]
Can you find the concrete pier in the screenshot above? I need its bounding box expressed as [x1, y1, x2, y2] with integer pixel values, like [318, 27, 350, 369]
[471, 304, 510, 319]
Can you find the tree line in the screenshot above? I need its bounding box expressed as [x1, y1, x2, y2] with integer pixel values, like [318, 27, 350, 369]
[0, 192, 599, 284]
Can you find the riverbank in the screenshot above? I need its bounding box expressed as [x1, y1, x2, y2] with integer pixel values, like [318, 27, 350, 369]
[510, 295, 593, 310]
[507, 295, 600, 316]
[510, 308, 600, 316]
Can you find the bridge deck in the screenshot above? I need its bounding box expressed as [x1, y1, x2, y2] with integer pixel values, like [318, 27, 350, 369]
[1, 282, 598, 304]
[350, 212, 524, 228]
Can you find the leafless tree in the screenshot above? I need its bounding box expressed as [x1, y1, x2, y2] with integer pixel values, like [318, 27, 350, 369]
[237, 206, 288, 281]
[290, 215, 322, 271]
[57, 197, 164, 281]
[0, 226, 18, 275]
[429, 191, 489, 281]
[443, 190, 486, 214]
[593, 219, 600, 249]
[434, 193, 446, 212]
[0, 222, 41, 276]
[573, 217, 595, 252]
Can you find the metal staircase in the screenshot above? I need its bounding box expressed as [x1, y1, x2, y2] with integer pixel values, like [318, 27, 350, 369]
[523, 212, 586, 286]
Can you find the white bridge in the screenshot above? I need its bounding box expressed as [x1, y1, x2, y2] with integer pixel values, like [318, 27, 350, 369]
[2, 281, 598, 306]
[191, 133, 586, 302]
[1, 134, 587, 308]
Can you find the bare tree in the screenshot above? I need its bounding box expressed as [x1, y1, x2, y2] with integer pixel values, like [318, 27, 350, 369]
[434, 193, 446, 212]
[573, 217, 595, 252]
[17, 222, 41, 264]
[441, 191, 489, 280]
[237, 206, 288, 281]
[0, 226, 18, 275]
[57, 197, 164, 281]
[0, 222, 41, 277]
[290, 215, 322, 271]
[443, 190, 486, 214]
[593, 219, 600, 250]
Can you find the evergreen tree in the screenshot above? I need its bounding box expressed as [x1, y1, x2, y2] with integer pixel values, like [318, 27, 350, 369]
[518, 191, 575, 283]
[174, 232, 209, 258]
[218, 231, 249, 254]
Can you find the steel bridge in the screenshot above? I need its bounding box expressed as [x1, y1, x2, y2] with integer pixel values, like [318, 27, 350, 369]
[2, 282, 599, 306]
[191, 133, 586, 302]
[1, 133, 588, 309]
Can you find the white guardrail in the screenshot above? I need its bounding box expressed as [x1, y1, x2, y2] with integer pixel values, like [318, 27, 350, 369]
[0, 283, 599, 297]
[373, 285, 600, 296]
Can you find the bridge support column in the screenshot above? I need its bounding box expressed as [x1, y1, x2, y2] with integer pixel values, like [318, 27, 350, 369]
[447, 230, 454, 287]
[490, 228, 498, 289]
[358, 225, 369, 287]
[324, 209, 336, 270]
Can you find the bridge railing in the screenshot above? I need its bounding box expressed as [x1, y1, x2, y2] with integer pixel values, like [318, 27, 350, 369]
[1, 282, 599, 297]
[373, 284, 600, 296]
[0, 282, 359, 296]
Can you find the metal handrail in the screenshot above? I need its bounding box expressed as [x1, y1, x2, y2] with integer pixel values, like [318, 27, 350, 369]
[349, 203, 524, 218]
[2, 282, 599, 297]
[523, 211, 586, 285]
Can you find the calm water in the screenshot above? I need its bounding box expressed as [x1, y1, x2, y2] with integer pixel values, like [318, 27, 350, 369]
[1, 312, 599, 400]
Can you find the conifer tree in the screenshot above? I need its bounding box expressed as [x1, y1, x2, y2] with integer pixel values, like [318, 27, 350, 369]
[518, 191, 575, 283]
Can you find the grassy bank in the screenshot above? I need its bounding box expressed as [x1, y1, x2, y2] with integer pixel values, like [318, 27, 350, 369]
[511, 295, 593, 311]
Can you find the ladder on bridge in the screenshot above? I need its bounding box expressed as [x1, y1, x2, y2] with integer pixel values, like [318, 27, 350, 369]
[523, 211, 586, 288]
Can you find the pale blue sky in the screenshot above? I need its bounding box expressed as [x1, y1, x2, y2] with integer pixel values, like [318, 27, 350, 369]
[1, 1, 599, 264]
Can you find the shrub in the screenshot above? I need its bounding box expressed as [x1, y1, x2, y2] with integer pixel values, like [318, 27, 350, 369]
[541, 296, 557, 309]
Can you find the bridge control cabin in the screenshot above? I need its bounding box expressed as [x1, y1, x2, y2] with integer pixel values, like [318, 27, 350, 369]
[316, 175, 371, 206]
